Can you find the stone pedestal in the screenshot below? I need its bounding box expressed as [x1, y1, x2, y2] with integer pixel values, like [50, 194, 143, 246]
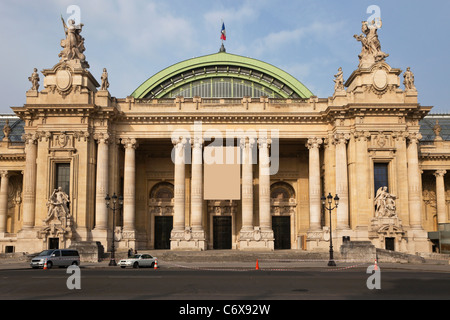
[340, 241, 376, 262]
[238, 227, 274, 251]
[369, 216, 407, 252]
[69, 241, 104, 263]
[170, 228, 207, 251]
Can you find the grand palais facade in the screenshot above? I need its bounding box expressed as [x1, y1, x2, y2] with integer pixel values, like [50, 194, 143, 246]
[0, 18, 449, 256]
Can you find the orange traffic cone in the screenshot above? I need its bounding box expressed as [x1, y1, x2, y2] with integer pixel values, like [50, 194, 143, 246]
[374, 259, 378, 271]
[255, 259, 259, 270]
[43, 258, 48, 270]
[154, 259, 158, 270]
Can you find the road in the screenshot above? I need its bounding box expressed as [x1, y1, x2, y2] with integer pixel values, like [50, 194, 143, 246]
[0, 265, 449, 301]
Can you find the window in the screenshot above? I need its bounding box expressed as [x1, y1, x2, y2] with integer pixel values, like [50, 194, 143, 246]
[164, 78, 281, 99]
[374, 163, 389, 195]
[55, 163, 70, 195]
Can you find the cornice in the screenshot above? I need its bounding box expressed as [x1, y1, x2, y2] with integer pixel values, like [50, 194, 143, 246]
[115, 112, 326, 124]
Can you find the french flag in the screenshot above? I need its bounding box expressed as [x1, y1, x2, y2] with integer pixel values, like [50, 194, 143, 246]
[220, 22, 226, 41]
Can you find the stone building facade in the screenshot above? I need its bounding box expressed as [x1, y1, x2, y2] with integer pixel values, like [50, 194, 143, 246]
[0, 19, 449, 255]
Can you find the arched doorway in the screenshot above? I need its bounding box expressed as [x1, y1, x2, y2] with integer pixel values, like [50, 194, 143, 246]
[270, 182, 297, 250]
[149, 182, 174, 249]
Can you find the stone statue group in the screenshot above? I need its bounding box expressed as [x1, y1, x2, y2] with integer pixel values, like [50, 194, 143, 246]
[44, 187, 70, 224]
[374, 186, 397, 218]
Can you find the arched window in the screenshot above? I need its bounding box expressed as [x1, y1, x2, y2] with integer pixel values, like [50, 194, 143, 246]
[270, 182, 295, 200]
[149, 182, 174, 200]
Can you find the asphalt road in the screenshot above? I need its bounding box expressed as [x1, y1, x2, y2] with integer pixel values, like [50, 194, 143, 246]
[0, 265, 449, 301]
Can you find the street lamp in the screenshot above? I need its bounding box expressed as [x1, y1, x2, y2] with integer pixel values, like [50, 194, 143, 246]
[105, 193, 123, 266]
[321, 193, 339, 267]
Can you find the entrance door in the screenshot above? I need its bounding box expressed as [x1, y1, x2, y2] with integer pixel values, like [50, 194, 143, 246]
[154, 216, 173, 249]
[213, 216, 232, 249]
[49, 238, 59, 250]
[272, 216, 291, 249]
[385, 237, 395, 251]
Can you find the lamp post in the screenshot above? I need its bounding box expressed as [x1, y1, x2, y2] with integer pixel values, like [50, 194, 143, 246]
[105, 193, 123, 266]
[321, 193, 339, 267]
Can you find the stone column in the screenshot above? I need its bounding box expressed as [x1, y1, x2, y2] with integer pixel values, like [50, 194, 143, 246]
[94, 133, 109, 230]
[334, 133, 350, 230]
[258, 137, 272, 232]
[0, 171, 9, 233]
[407, 132, 422, 229]
[240, 137, 255, 232]
[22, 133, 38, 229]
[190, 137, 204, 233]
[434, 169, 447, 225]
[354, 131, 371, 227]
[122, 138, 137, 232]
[172, 137, 187, 233]
[307, 137, 322, 231]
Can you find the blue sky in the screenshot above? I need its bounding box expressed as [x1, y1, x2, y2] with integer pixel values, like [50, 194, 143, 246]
[0, 0, 449, 113]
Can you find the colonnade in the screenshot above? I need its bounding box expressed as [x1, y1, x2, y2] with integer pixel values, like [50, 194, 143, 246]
[1, 132, 448, 250]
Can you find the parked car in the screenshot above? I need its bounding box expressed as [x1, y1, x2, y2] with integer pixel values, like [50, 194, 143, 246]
[118, 254, 157, 268]
[30, 249, 80, 269]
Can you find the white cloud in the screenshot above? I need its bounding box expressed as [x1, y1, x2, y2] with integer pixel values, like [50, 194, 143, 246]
[251, 20, 347, 57]
[203, 1, 259, 27]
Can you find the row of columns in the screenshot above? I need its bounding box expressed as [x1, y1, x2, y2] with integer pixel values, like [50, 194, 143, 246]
[170, 136, 274, 236]
[238, 137, 272, 234]
[2, 132, 447, 239]
[93, 135, 137, 235]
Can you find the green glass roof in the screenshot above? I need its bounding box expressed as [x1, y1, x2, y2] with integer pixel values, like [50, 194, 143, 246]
[131, 52, 314, 99]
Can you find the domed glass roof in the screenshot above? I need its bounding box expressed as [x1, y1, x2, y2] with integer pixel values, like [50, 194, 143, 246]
[131, 52, 314, 99]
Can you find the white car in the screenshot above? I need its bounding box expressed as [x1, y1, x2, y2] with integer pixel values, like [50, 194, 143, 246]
[118, 254, 157, 269]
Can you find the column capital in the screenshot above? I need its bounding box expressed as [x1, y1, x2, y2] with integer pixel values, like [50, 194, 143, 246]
[333, 132, 350, 145]
[0, 171, 9, 179]
[434, 169, 447, 178]
[190, 136, 204, 149]
[353, 130, 371, 142]
[407, 132, 422, 144]
[257, 137, 271, 149]
[122, 137, 137, 149]
[21, 132, 38, 145]
[172, 136, 187, 148]
[239, 137, 256, 149]
[94, 132, 110, 144]
[306, 137, 323, 149]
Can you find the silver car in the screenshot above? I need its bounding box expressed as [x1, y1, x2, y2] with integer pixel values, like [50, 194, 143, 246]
[118, 254, 157, 268]
[30, 249, 80, 269]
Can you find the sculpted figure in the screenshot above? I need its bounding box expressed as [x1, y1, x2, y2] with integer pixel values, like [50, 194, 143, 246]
[334, 67, 345, 91]
[2, 120, 11, 140]
[101, 68, 109, 90]
[403, 67, 416, 91]
[44, 187, 70, 223]
[374, 186, 397, 218]
[354, 20, 389, 67]
[59, 16, 88, 66]
[28, 68, 40, 91]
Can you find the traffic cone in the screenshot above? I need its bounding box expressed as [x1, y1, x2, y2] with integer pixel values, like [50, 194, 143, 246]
[154, 259, 158, 270]
[43, 258, 48, 270]
[374, 259, 378, 271]
[255, 259, 259, 270]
